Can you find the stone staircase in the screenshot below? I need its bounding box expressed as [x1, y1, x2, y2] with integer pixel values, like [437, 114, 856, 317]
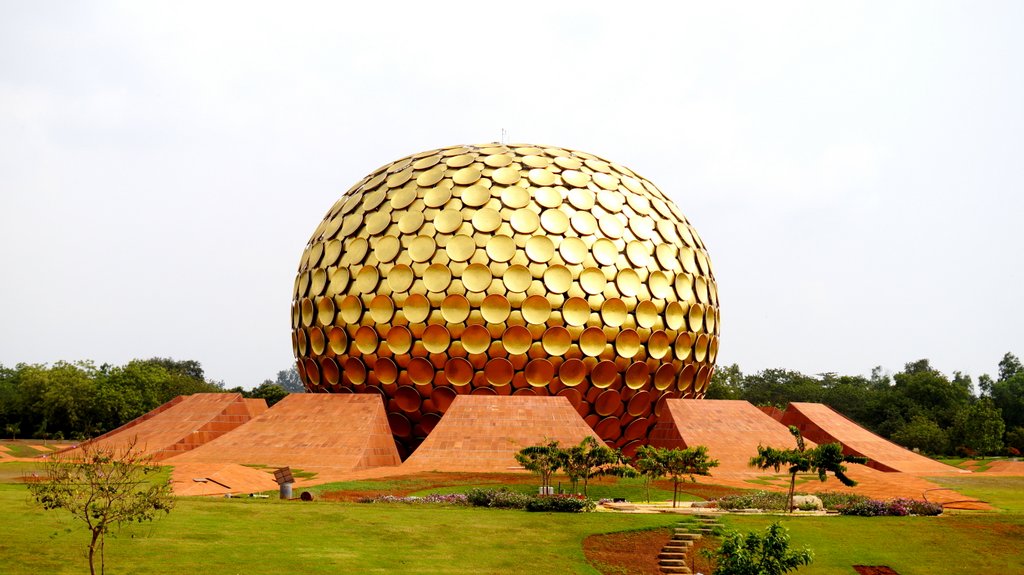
[659, 514, 722, 574]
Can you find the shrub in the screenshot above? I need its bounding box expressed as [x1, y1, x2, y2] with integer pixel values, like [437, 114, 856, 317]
[837, 497, 942, 516]
[490, 490, 535, 509]
[715, 491, 789, 511]
[465, 488, 533, 510]
[464, 488, 596, 512]
[357, 493, 469, 505]
[525, 494, 596, 513]
[703, 522, 812, 575]
[716, 491, 879, 512]
[816, 491, 868, 510]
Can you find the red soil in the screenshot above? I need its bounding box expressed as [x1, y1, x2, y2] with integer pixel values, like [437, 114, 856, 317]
[853, 567, 900, 575]
[583, 528, 718, 575]
[583, 528, 670, 575]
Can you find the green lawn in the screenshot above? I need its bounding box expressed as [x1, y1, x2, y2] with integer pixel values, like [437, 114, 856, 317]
[2, 443, 46, 458]
[928, 475, 1024, 513]
[0, 482, 679, 574]
[720, 513, 1024, 575]
[714, 474, 1024, 575]
[3, 461, 1022, 575]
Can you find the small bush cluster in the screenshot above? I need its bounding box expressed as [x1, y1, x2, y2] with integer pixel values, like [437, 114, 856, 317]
[465, 488, 534, 509]
[525, 494, 596, 513]
[715, 490, 790, 510]
[357, 493, 468, 505]
[816, 491, 869, 509]
[465, 488, 595, 512]
[837, 497, 943, 516]
[716, 490, 886, 512]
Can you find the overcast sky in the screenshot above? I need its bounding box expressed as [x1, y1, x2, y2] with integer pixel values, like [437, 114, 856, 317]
[2, 1, 1021, 388]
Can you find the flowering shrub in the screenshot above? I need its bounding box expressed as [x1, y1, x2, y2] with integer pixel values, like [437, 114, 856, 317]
[817, 491, 869, 510]
[715, 491, 790, 511]
[837, 497, 942, 516]
[357, 493, 469, 505]
[466, 488, 534, 509]
[357, 488, 597, 512]
[465, 488, 596, 512]
[525, 494, 596, 513]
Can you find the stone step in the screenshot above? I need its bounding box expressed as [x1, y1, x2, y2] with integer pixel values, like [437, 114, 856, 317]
[659, 552, 687, 559]
[664, 545, 692, 552]
[659, 567, 691, 575]
[659, 559, 687, 567]
[672, 533, 701, 540]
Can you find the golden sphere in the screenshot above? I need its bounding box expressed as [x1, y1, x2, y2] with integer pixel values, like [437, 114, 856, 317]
[292, 143, 720, 455]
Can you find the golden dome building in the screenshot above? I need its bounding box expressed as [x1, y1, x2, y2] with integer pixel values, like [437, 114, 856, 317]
[291, 143, 720, 456]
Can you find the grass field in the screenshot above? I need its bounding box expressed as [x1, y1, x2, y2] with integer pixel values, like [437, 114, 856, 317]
[1, 461, 1022, 575]
[0, 481, 680, 574]
[718, 473, 1024, 575]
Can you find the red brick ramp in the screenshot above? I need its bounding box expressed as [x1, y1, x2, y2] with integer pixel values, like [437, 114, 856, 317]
[400, 395, 602, 473]
[166, 394, 401, 472]
[649, 399, 814, 473]
[780, 402, 964, 474]
[63, 393, 266, 461]
[170, 462, 280, 496]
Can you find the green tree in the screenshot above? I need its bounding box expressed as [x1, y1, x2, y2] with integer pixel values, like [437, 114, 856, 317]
[560, 436, 632, 495]
[952, 398, 1005, 456]
[143, 357, 206, 381]
[892, 359, 971, 430]
[891, 415, 949, 455]
[249, 381, 289, 407]
[632, 445, 718, 507]
[818, 373, 886, 432]
[22, 361, 101, 439]
[633, 445, 667, 503]
[981, 353, 1024, 433]
[704, 522, 812, 575]
[27, 438, 174, 575]
[705, 363, 743, 399]
[275, 366, 305, 393]
[1006, 426, 1024, 452]
[514, 440, 563, 493]
[750, 426, 866, 512]
[663, 445, 719, 508]
[998, 352, 1023, 381]
[741, 369, 822, 409]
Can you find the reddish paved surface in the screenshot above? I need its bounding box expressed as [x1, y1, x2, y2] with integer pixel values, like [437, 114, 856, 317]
[63, 393, 266, 460]
[167, 394, 401, 477]
[170, 462, 280, 496]
[401, 395, 602, 473]
[977, 460, 1024, 475]
[650, 399, 816, 472]
[779, 402, 964, 474]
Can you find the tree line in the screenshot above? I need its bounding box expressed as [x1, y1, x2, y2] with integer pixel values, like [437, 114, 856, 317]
[708, 353, 1024, 456]
[0, 358, 303, 440]
[3, 352, 1022, 456]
